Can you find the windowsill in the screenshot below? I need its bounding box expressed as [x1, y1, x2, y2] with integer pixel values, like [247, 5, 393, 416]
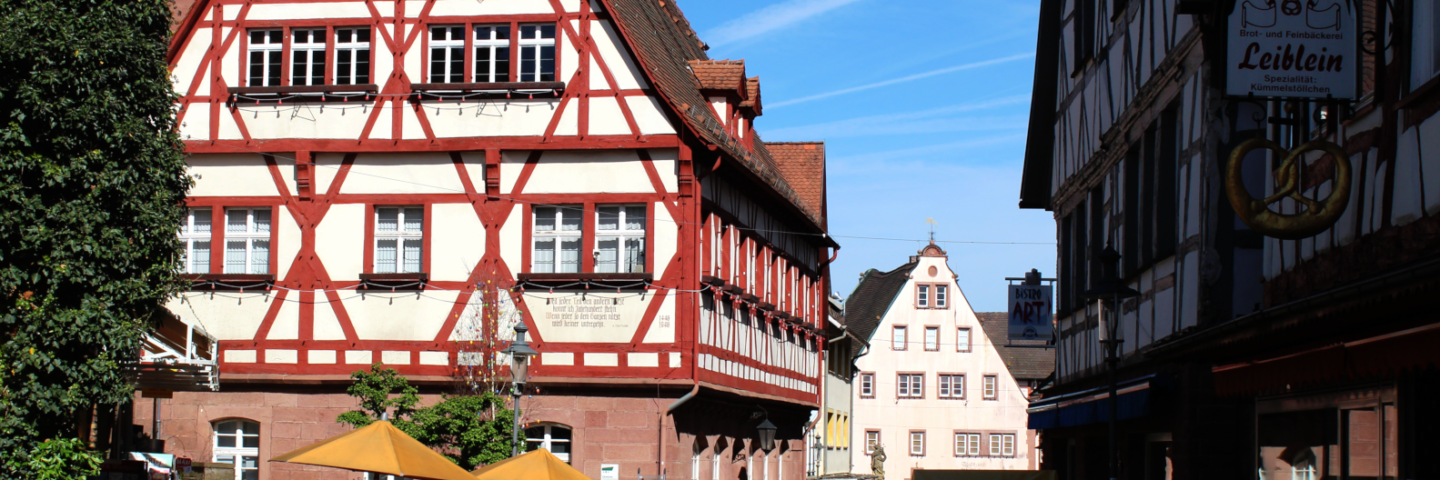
[701, 275, 726, 286]
[228, 84, 380, 101]
[517, 272, 653, 284]
[757, 302, 775, 312]
[1398, 75, 1440, 110]
[410, 82, 565, 97]
[359, 272, 429, 290]
[183, 274, 276, 290]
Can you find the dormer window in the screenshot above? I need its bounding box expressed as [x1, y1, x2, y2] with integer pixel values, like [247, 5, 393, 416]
[917, 285, 929, 307]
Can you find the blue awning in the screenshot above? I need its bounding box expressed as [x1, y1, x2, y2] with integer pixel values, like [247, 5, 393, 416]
[1027, 375, 1154, 429]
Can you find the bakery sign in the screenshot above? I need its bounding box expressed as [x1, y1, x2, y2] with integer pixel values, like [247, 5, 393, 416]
[1226, 0, 1358, 99]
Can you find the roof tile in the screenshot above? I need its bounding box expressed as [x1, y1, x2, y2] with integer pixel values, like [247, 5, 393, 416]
[977, 312, 1055, 380]
[765, 142, 826, 227]
[688, 60, 746, 93]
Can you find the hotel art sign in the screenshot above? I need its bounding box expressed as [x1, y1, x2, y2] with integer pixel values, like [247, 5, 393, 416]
[1226, 0, 1358, 99]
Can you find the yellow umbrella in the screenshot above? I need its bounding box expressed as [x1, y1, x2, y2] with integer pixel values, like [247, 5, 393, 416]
[269, 420, 476, 480]
[471, 449, 589, 480]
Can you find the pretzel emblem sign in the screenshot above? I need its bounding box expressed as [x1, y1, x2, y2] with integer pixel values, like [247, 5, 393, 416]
[1226, 139, 1352, 240]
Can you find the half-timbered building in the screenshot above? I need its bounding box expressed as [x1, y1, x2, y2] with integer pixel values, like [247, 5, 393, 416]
[1020, 0, 1440, 479]
[139, 0, 838, 478]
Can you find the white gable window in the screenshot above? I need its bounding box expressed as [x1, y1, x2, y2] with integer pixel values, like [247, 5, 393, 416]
[596, 205, 646, 273]
[989, 433, 1015, 456]
[375, 207, 423, 274]
[983, 375, 997, 400]
[213, 420, 260, 480]
[533, 205, 581, 273]
[225, 208, 270, 274]
[474, 25, 511, 83]
[938, 374, 964, 399]
[247, 30, 283, 87]
[916, 285, 929, 307]
[859, 372, 874, 397]
[518, 24, 556, 82]
[892, 326, 907, 350]
[909, 431, 925, 456]
[429, 26, 465, 83]
[924, 326, 939, 351]
[1413, 1, 1440, 89]
[957, 327, 972, 352]
[335, 28, 371, 85]
[936, 285, 948, 308]
[954, 433, 980, 456]
[180, 208, 212, 274]
[290, 29, 326, 86]
[525, 424, 572, 463]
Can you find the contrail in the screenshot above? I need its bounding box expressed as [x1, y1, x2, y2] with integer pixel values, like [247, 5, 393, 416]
[768, 52, 1035, 109]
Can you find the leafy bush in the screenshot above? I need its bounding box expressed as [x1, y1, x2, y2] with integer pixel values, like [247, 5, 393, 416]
[338, 364, 518, 470]
[5, 438, 103, 480]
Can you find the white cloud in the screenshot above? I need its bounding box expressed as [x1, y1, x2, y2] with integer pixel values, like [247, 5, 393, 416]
[767, 53, 1035, 109]
[702, 0, 865, 47]
[764, 94, 1031, 140]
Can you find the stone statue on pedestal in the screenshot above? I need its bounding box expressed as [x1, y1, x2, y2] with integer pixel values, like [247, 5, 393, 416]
[870, 443, 886, 480]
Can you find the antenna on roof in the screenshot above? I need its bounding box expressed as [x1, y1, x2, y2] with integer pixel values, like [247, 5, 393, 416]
[925, 218, 936, 244]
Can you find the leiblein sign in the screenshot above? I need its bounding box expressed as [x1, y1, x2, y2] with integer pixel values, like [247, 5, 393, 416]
[1227, 0, 1358, 99]
[1008, 285, 1053, 341]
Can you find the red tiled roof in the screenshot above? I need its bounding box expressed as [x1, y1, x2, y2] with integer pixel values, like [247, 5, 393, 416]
[688, 60, 747, 93]
[765, 142, 826, 227]
[740, 77, 762, 115]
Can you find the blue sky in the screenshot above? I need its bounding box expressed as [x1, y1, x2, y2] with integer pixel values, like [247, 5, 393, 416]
[677, 0, 1056, 313]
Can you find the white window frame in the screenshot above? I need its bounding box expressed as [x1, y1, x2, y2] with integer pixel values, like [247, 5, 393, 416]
[917, 284, 929, 307]
[532, 205, 582, 273]
[909, 431, 925, 456]
[860, 373, 874, 397]
[429, 25, 466, 83]
[524, 424, 571, 463]
[335, 28, 371, 86]
[374, 206, 423, 274]
[212, 420, 260, 480]
[763, 451, 770, 480]
[988, 433, 1015, 457]
[595, 205, 646, 273]
[924, 326, 939, 351]
[291, 28, 326, 86]
[939, 374, 964, 399]
[1412, 1, 1440, 90]
[865, 431, 879, 454]
[518, 23, 556, 82]
[983, 375, 997, 400]
[898, 373, 923, 399]
[712, 446, 721, 480]
[892, 326, 906, 350]
[225, 208, 270, 274]
[473, 24, 511, 83]
[936, 285, 948, 308]
[180, 208, 212, 274]
[247, 29, 283, 87]
[957, 327, 972, 352]
[955, 433, 980, 457]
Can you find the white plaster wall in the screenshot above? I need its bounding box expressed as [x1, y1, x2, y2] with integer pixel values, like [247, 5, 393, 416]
[591, 20, 648, 90]
[588, 97, 632, 135]
[427, 100, 559, 138]
[167, 293, 271, 340]
[340, 153, 464, 194]
[653, 201, 677, 279]
[850, 255, 1035, 472]
[626, 96, 677, 135]
[315, 203, 366, 280]
[276, 207, 301, 280]
[180, 104, 210, 142]
[187, 154, 281, 197]
[344, 292, 453, 340]
[266, 297, 301, 340]
[430, 203, 485, 282]
[172, 28, 211, 96]
[640, 293, 676, 343]
[500, 207, 524, 275]
[427, 0, 555, 16]
[314, 300, 348, 340]
[510, 150, 669, 194]
[241, 102, 381, 140]
[246, 2, 371, 20]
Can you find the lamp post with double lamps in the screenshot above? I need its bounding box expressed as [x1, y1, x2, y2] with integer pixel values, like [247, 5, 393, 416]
[501, 322, 538, 457]
[1082, 243, 1139, 480]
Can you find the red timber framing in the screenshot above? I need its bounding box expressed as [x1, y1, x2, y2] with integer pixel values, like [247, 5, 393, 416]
[167, 0, 827, 404]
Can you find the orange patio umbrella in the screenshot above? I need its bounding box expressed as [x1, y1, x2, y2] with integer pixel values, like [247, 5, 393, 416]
[471, 448, 590, 480]
[269, 420, 476, 480]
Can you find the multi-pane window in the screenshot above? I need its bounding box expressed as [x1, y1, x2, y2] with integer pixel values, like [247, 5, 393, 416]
[525, 424, 572, 463]
[897, 374, 923, 399]
[247, 30, 283, 87]
[596, 205, 645, 273]
[989, 434, 1015, 457]
[180, 208, 212, 274]
[859, 373, 874, 397]
[1412, 1, 1440, 89]
[983, 375, 998, 400]
[865, 431, 880, 454]
[213, 420, 260, 480]
[936, 285, 948, 308]
[954, 433, 980, 456]
[375, 207, 423, 274]
[938, 375, 964, 399]
[518, 24, 556, 82]
[225, 209, 270, 274]
[909, 431, 925, 456]
[924, 326, 939, 351]
[335, 28, 371, 85]
[532, 206, 581, 273]
[892, 326, 906, 350]
[429, 26, 465, 83]
[957, 327, 971, 352]
[474, 25, 511, 82]
[917, 285, 929, 307]
[291, 29, 326, 86]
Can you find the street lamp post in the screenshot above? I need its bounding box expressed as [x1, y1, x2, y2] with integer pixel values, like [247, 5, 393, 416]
[501, 322, 538, 457]
[1083, 243, 1139, 480]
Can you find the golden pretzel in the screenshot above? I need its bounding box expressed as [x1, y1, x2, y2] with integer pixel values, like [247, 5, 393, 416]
[1225, 138, 1352, 240]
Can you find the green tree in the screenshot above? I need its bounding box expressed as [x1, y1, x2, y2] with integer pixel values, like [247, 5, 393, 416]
[0, 0, 190, 474]
[338, 365, 517, 470]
